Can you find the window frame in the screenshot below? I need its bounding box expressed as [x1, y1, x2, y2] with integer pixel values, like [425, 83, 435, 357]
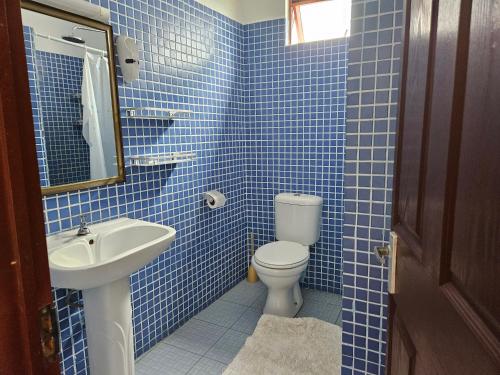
[287, 0, 349, 45]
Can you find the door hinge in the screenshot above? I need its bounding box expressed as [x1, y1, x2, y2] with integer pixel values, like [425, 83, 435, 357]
[39, 303, 59, 363]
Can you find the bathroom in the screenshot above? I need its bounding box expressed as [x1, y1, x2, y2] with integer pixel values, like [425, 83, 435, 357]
[1, 0, 498, 375]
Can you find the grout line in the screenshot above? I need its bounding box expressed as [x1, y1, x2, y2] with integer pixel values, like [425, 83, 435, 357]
[191, 302, 247, 331]
[200, 355, 228, 366]
[218, 295, 262, 308]
[187, 355, 229, 375]
[204, 328, 250, 366]
[161, 341, 207, 358]
[203, 329, 234, 364]
[228, 305, 259, 333]
[184, 354, 204, 375]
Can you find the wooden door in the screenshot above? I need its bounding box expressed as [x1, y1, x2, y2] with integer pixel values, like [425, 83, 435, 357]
[389, 0, 500, 374]
[0, 0, 59, 374]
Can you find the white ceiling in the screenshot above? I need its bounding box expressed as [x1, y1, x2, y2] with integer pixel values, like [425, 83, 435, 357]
[195, 0, 286, 24]
[22, 8, 107, 58]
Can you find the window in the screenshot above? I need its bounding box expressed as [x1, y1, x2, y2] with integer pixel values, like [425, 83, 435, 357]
[288, 0, 351, 45]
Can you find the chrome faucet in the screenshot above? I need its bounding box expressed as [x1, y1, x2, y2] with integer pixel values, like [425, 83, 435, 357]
[77, 214, 91, 236]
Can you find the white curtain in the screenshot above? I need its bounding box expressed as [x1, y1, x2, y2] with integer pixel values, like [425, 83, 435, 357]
[81, 51, 116, 180]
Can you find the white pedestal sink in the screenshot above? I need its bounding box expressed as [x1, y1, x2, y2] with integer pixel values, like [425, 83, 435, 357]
[46, 218, 176, 375]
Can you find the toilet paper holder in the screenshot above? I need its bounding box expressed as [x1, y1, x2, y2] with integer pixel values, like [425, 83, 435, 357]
[203, 190, 226, 209]
[203, 192, 216, 205]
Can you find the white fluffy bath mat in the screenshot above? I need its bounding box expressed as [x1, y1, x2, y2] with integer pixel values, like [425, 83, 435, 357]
[223, 314, 341, 375]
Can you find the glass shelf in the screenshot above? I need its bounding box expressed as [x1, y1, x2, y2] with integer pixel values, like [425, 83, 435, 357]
[128, 152, 196, 166]
[123, 107, 192, 120]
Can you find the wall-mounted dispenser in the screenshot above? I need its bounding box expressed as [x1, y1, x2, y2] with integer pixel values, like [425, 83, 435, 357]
[116, 36, 139, 83]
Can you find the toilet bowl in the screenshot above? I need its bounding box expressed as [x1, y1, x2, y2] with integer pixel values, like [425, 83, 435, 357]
[253, 193, 322, 317]
[252, 241, 309, 317]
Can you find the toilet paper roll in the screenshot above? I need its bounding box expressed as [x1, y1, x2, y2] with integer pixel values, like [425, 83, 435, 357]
[203, 190, 226, 209]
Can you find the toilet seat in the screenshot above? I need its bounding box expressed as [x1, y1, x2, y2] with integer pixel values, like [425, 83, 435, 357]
[254, 241, 309, 269]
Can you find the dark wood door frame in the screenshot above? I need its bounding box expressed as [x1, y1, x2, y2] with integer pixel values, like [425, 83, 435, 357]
[0, 0, 59, 373]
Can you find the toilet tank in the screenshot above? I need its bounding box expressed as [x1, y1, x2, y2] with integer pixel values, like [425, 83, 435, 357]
[275, 193, 323, 245]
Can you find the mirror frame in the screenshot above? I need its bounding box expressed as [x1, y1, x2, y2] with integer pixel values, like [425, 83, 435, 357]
[21, 0, 125, 196]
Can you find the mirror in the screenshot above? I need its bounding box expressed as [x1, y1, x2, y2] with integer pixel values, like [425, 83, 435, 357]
[21, 1, 125, 195]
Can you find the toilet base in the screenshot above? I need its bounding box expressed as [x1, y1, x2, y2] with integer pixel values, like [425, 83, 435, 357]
[263, 282, 304, 317]
[251, 255, 308, 318]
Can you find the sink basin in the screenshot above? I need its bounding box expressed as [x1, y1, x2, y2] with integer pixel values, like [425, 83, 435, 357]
[47, 217, 176, 290]
[46, 217, 176, 375]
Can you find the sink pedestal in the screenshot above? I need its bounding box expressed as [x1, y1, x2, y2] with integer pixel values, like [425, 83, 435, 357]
[82, 277, 134, 375]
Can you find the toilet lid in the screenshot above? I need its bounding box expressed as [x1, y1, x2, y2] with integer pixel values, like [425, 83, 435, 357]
[254, 241, 309, 269]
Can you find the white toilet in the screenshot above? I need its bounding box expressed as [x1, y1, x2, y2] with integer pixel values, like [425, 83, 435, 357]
[252, 193, 322, 317]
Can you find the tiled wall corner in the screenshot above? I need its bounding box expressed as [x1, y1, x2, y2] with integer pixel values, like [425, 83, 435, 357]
[341, 0, 403, 374]
[243, 19, 348, 294]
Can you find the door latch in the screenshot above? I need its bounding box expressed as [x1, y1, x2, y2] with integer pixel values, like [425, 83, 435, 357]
[39, 303, 59, 362]
[373, 232, 398, 294]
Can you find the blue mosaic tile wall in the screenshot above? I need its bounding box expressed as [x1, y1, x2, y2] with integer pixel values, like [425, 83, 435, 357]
[27, 1, 356, 374]
[23, 26, 50, 188]
[341, 0, 403, 374]
[35, 51, 90, 185]
[243, 19, 347, 294]
[40, 1, 247, 374]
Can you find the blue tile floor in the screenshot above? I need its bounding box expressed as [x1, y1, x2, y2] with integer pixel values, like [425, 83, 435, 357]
[136, 280, 342, 375]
